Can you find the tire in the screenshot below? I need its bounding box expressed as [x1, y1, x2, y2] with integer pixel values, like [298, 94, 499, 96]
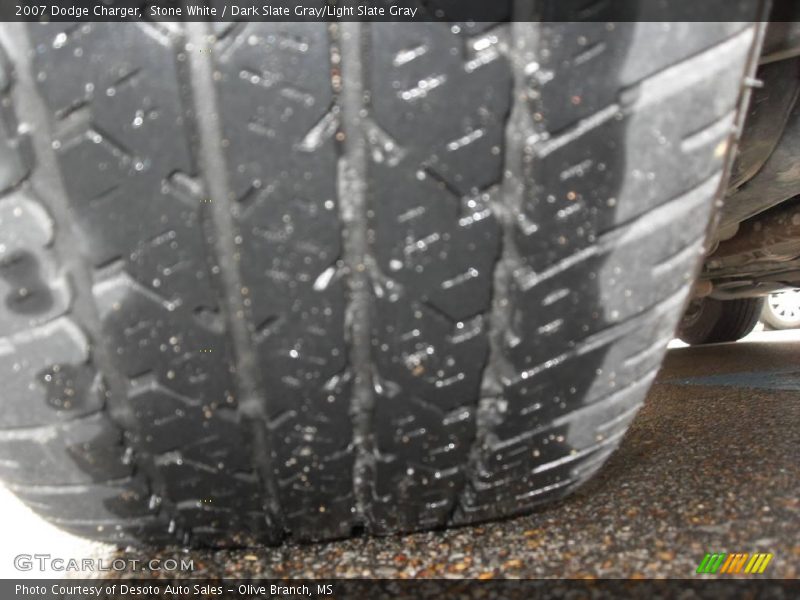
[678, 297, 765, 345]
[0, 13, 762, 547]
[761, 289, 800, 330]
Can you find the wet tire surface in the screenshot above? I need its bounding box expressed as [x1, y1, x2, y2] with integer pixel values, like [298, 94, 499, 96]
[0, 8, 763, 547]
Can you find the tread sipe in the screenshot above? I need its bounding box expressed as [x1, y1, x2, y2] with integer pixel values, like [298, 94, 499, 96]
[0, 8, 762, 547]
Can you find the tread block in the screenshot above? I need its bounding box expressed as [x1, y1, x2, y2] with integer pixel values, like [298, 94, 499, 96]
[28, 22, 271, 545]
[0, 189, 69, 336]
[364, 19, 511, 530]
[213, 22, 355, 540]
[456, 20, 758, 520]
[0, 413, 130, 485]
[11, 478, 153, 521]
[0, 318, 104, 428]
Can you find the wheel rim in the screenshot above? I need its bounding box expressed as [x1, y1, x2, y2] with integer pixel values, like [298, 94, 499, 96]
[681, 298, 706, 328]
[767, 289, 800, 323]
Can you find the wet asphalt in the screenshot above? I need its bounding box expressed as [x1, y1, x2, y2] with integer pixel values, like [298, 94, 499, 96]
[2, 331, 799, 579]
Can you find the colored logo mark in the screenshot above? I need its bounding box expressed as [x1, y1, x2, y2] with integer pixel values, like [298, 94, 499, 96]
[696, 552, 773, 575]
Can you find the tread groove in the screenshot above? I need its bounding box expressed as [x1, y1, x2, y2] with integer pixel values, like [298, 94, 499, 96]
[337, 20, 375, 531]
[453, 18, 535, 523]
[184, 22, 282, 541]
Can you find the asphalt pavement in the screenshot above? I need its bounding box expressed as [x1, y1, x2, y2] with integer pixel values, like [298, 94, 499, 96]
[1, 328, 798, 579]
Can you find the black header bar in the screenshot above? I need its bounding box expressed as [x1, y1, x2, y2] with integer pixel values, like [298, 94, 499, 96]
[0, 0, 778, 23]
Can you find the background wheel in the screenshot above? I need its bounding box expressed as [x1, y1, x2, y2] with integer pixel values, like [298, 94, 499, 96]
[0, 12, 762, 547]
[678, 296, 765, 345]
[761, 289, 800, 330]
